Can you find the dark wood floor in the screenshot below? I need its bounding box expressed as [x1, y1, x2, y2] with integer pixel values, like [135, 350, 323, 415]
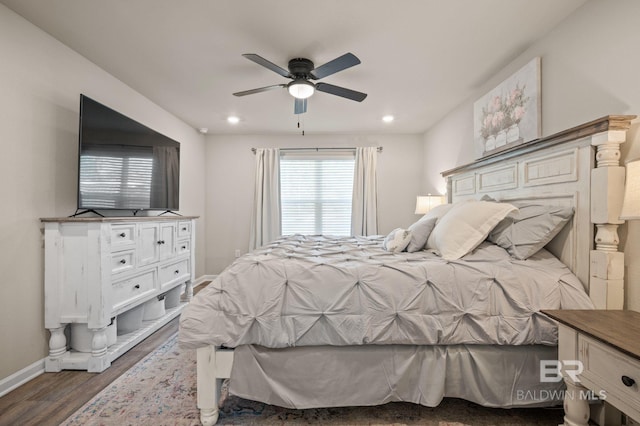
[0, 317, 179, 426]
[0, 283, 208, 426]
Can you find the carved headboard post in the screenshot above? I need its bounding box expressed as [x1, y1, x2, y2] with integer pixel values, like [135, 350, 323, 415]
[589, 117, 635, 309]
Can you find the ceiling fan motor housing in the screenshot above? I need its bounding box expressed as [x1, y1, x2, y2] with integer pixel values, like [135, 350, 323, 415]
[288, 58, 315, 78]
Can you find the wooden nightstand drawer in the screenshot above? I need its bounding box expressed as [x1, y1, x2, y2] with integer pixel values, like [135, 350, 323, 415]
[579, 335, 640, 418]
[544, 310, 640, 425]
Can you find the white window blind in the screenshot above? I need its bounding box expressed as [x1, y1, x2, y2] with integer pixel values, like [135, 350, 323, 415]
[280, 151, 355, 236]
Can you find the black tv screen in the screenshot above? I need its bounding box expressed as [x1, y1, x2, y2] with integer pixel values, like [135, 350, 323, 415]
[77, 95, 180, 211]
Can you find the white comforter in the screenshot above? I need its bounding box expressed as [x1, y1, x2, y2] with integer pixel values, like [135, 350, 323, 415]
[179, 235, 593, 349]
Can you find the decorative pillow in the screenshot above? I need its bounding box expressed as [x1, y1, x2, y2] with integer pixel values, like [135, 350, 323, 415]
[382, 228, 412, 253]
[406, 216, 438, 252]
[488, 202, 574, 260]
[426, 200, 517, 260]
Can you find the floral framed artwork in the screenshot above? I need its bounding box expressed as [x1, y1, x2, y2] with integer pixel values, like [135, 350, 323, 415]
[473, 57, 541, 158]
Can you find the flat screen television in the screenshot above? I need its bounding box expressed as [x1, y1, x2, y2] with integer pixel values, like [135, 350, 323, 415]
[77, 95, 180, 213]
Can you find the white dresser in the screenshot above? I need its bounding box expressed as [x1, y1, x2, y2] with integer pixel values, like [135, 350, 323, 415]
[41, 215, 198, 372]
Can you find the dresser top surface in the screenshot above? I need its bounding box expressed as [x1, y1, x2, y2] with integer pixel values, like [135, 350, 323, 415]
[543, 309, 640, 361]
[41, 215, 199, 223]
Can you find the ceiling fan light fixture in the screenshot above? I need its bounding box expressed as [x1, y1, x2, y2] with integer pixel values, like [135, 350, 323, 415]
[236, 53, 366, 113]
[287, 79, 315, 99]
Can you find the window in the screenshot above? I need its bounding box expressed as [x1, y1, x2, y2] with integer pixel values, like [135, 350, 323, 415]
[280, 151, 355, 236]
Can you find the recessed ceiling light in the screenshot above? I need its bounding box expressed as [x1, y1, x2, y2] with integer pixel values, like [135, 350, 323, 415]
[198, 127, 208, 134]
[382, 115, 394, 123]
[227, 116, 240, 124]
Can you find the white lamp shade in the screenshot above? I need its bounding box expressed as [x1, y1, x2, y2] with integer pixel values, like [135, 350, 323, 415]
[415, 194, 445, 214]
[620, 159, 640, 220]
[287, 80, 315, 99]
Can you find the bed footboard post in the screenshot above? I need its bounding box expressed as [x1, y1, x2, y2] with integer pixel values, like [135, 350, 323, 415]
[197, 345, 220, 426]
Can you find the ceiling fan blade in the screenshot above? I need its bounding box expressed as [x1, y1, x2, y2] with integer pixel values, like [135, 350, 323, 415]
[310, 53, 361, 80]
[242, 54, 291, 78]
[315, 83, 367, 102]
[233, 84, 285, 96]
[294, 98, 307, 114]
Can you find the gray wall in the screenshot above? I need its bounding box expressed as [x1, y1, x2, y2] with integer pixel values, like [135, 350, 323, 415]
[0, 4, 207, 381]
[422, 0, 640, 310]
[204, 134, 424, 273]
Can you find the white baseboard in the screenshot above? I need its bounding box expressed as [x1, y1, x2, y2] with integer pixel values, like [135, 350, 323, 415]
[194, 274, 217, 286]
[0, 357, 45, 398]
[0, 274, 215, 398]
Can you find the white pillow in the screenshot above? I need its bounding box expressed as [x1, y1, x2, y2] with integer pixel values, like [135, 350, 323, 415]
[406, 216, 437, 252]
[426, 200, 517, 260]
[382, 228, 412, 253]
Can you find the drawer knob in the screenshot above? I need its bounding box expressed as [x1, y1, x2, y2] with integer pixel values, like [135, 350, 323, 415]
[119, 232, 126, 238]
[174, 270, 180, 274]
[622, 375, 636, 387]
[157, 240, 166, 245]
[134, 284, 140, 289]
[182, 227, 187, 231]
[120, 259, 127, 264]
[181, 245, 186, 250]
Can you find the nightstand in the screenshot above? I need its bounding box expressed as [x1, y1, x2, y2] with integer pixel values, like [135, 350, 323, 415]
[543, 310, 640, 426]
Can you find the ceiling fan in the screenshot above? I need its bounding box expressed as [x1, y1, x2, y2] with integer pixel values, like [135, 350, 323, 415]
[233, 52, 367, 114]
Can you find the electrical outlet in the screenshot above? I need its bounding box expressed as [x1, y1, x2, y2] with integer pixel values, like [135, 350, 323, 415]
[235, 249, 241, 258]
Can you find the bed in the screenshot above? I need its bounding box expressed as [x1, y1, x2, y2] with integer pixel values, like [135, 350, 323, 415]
[179, 115, 635, 425]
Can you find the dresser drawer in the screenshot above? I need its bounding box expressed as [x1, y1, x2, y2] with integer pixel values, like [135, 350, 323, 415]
[177, 221, 192, 238]
[112, 270, 156, 311]
[110, 249, 136, 275]
[111, 224, 136, 250]
[579, 335, 640, 409]
[177, 240, 190, 255]
[159, 259, 190, 290]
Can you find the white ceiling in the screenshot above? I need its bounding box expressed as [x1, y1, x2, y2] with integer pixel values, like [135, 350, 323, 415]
[1, 0, 587, 135]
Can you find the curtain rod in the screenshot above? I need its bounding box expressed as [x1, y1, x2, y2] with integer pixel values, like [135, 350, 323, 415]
[251, 147, 383, 154]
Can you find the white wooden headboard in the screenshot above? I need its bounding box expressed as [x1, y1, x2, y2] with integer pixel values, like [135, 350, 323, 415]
[441, 115, 636, 310]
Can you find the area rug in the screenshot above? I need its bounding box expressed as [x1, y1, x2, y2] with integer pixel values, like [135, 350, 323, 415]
[62, 334, 564, 425]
